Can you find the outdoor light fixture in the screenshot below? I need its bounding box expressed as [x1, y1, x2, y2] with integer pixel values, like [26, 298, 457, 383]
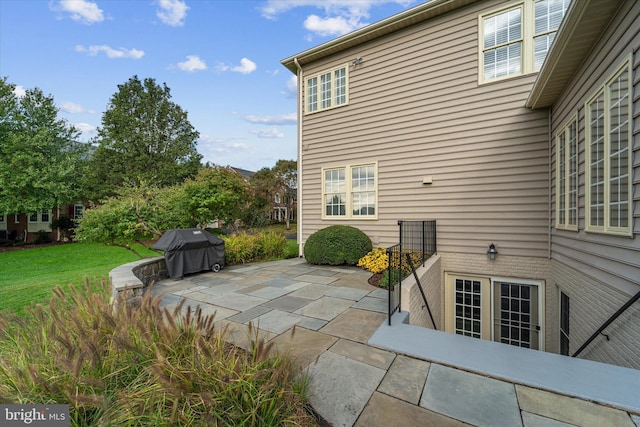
[487, 243, 498, 260]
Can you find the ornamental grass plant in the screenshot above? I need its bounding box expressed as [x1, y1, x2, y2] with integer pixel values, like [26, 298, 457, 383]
[0, 279, 318, 426]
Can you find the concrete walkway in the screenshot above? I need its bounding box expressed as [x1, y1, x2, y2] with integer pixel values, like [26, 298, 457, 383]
[150, 258, 640, 427]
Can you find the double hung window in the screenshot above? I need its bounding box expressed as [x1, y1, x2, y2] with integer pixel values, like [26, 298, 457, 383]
[323, 163, 376, 219]
[306, 65, 348, 114]
[586, 60, 632, 235]
[480, 0, 570, 82]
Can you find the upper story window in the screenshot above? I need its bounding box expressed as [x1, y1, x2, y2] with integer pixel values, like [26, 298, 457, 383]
[556, 117, 578, 230]
[480, 0, 570, 82]
[323, 163, 377, 219]
[73, 204, 84, 219]
[306, 65, 348, 114]
[585, 59, 632, 236]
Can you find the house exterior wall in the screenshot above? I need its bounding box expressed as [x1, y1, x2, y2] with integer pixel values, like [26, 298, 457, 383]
[401, 254, 443, 330]
[547, 1, 640, 366]
[551, 260, 640, 370]
[298, 0, 551, 260]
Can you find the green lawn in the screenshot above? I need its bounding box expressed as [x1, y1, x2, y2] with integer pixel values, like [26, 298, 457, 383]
[0, 242, 158, 314]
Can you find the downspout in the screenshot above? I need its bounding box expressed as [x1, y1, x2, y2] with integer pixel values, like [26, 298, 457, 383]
[547, 108, 552, 259]
[294, 57, 303, 257]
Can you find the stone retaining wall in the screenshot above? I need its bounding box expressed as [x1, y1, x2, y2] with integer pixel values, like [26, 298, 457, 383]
[109, 257, 168, 305]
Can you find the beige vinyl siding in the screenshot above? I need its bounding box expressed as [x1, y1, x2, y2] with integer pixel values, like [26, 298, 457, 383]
[549, 0, 640, 295]
[299, 0, 550, 256]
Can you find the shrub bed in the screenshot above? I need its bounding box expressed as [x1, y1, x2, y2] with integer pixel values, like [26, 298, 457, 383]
[223, 231, 287, 265]
[303, 225, 372, 265]
[0, 280, 317, 426]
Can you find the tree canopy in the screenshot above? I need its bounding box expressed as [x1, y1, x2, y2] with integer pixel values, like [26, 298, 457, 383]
[0, 77, 87, 214]
[84, 75, 202, 201]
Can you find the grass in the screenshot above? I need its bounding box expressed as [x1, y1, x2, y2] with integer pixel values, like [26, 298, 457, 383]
[0, 243, 158, 315]
[0, 282, 318, 426]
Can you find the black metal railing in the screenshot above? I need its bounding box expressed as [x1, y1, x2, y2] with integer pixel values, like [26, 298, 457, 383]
[572, 289, 640, 358]
[386, 220, 437, 325]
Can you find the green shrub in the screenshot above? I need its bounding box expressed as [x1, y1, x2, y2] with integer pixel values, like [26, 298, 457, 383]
[223, 231, 286, 265]
[0, 280, 316, 426]
[34, 229, 51, 244]
[303, 225, 372, 265]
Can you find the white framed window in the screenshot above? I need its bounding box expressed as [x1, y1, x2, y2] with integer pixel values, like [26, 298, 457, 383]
[445, 274, 544, 350]
[479, 0, 570, 83]
[73, 204, 84, 219]
[585, 59, 632, 236]
[556, 116, 578, 230]
[274, 194, 281, 204]
[305, 64, 348, 114]
[27, 210, 52, 232]
[322, 163, 377, 219]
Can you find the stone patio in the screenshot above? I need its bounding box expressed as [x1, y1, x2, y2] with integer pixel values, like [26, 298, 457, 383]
[148, 258, 640, 427]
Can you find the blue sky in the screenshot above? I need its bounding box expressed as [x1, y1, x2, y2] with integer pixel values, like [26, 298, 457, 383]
[0, 0, 418, 172]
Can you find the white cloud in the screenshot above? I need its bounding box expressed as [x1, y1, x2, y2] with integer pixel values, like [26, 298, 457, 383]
[176, 55, 207, 72]
[304, 14, 353, 36]
[285, 75, 297, 98]
[156, 0, 188, 27]
[13, 85, 26, 98]
[216, 58, 257, 75]
[260, 0, 416, 36]
[75, 44, 144, 59]
[244, 113, 296, 125]
[53, 0, 104, 24]
[232, 58, 257, 74]
[59, 101, 95, 114]
[251, 128, 285, 139]
[74, 122, 97, 136]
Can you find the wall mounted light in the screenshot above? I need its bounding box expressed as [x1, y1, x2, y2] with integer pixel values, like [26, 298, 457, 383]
[351, 57, 363, 66]
[487, 243, 498, 260]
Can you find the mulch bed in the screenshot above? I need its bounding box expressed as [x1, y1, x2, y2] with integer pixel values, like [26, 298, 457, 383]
[368, 272, 384, 288]
[0, 242, 66, 253]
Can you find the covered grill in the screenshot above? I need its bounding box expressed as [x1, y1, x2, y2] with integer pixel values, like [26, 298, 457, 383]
[153, 228, 225, 279]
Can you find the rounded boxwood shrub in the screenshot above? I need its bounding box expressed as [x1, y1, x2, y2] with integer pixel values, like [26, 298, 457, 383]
[303, 225, 372, 265]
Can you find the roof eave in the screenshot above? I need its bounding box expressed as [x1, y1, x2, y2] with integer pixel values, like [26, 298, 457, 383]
[526, 0, 622, 109]
[281, 0, 478, 73]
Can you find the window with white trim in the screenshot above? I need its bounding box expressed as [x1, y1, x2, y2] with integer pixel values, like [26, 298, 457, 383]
[556, 117, 578, 230]
[306, 65, 348, 114]
[586, 60, 632, 235]
[322, 163, 377, 219]
[480, 0, 570, 82]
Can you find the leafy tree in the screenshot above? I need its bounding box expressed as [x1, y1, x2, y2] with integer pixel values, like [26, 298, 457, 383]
[242, 167, 276, 228]
[0, 77, 87, 214]
[84, 75, 202, 201]
[75, 182, 186, 254]
[181, 166, 250, 229]
[272, 159, 297, 230]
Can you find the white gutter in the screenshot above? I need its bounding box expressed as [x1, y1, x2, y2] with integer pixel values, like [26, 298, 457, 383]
[294, 57, 303, 257]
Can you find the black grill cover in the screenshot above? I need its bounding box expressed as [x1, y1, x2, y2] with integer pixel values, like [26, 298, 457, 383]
[153, 228, 225, 279]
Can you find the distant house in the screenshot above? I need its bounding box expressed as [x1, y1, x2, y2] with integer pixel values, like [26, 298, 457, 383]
[0, 203, 86, 243]
[282, 0, 639, 369]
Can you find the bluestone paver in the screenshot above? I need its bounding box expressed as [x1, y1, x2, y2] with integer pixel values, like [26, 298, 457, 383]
[307, 350, 386, 427]
[515, 385, 637, 427]
[327, 287, 369, 301]
[249, 309, 304, 334]
[355, 392, 469, 427]
[288, 283, 333, 300]
[226, 305, 272, 324]
[261, 295, 312, 312]
[329, 339, 396, 370]
[521, 412, 577, 427]
[269, 325, 338, 368]
[207, 293, 268, 311]
[352, 296, 388, 313]
[294, 296, 354, 321]
[378, 355, 430, 405]
[420, 364, 522, 427]
[320, 308, 386, 343]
